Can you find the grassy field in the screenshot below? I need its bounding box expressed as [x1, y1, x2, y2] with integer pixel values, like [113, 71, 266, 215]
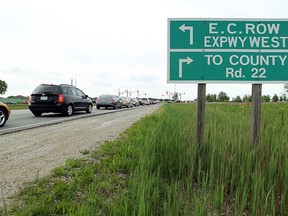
[3, 103, 288, 215]
[6, 104, 29, 110]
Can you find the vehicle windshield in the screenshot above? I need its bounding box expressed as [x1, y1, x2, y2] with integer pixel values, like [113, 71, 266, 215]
[32, 85, 62, 94]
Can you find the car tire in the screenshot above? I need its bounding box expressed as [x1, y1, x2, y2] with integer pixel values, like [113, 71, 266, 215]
[0, 107, 8, 127]
[86, 104, 92, 113]
[97, 106, 100, 110]
[64, 104, 73, 116]
[31, 111, 42, 117]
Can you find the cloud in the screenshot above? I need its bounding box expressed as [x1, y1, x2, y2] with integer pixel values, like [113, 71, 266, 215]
[0, 0, 288, 100]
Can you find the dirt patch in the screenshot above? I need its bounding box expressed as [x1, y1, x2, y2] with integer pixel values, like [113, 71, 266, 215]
[0, 105, 160, 209]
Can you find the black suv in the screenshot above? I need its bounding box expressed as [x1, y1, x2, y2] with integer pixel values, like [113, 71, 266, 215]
[29, 84, 93, 116]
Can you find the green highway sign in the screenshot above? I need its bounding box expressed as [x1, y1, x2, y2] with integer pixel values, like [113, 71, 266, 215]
[168, 18, 288, 83]
[170, 52, 288, 81]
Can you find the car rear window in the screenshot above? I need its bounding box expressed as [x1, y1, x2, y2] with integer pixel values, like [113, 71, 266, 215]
[99, 95, 113, 100]
[32, 85, 62, 94]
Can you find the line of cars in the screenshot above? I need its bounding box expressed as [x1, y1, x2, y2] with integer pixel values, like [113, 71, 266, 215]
[0, 83, 158, 127]
[95, 94, 158, 109]
[96, 95, 139, 109]
[27, 84, 156, 116]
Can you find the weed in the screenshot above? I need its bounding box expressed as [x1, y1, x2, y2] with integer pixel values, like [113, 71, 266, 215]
[5, 103, 288, 215]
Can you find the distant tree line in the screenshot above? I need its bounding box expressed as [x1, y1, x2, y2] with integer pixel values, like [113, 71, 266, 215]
[206, 91, 230, 102]
[206, 92, 287, 102]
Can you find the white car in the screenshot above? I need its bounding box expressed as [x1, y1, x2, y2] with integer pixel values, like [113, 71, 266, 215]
[141, 98, 150, 105]
[120, 97, 133, 108]
[131, 98, 139, 106]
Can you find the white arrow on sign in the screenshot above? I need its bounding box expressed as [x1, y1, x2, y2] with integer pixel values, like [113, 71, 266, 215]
[179, 57, 193, 78]
[179, 24, 194, 45]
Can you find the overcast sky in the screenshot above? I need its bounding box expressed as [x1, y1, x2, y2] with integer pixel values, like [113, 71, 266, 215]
[0, 0, 287, 100]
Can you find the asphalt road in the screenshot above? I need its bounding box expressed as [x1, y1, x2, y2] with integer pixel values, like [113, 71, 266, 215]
[0, 106, 139, 135]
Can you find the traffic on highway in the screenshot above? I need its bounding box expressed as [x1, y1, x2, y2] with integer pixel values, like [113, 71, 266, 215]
[0, 100, 160, 136]
[0, 84, 161, 133]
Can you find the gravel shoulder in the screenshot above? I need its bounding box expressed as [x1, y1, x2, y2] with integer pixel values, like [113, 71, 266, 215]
[0, 105, 160, 209]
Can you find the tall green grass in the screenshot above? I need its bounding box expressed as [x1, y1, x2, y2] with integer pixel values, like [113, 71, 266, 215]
[6, 103, 288, 215]
[113, 103, 288, 215]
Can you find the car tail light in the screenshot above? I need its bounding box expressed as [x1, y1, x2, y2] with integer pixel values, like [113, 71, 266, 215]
[58, 94, 64, 103]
